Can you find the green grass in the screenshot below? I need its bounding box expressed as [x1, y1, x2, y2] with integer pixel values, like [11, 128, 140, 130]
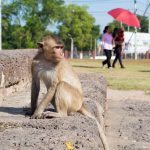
[68, 59, 150, 92]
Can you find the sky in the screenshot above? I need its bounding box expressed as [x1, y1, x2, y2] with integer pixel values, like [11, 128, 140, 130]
[65, 0, 150, 31]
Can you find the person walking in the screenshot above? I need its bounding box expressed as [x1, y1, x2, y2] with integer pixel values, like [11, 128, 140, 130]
[112, 27, 125, 68]
[101, 26, 113, 69]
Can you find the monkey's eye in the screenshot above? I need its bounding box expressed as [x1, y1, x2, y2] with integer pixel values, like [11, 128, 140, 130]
[53, 45, 64, 49]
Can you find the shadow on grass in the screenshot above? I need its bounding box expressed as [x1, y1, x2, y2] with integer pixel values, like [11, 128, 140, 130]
[139, 70, 150, 73]
[72, 65, 100, 69]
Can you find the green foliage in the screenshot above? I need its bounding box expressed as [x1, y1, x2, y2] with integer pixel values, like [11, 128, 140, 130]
[58, 4, 100, 51]
[2, 0, 65, 49]
[2, 1, 100, 50]
[108, 20, 121, 30]
[137, 15, 148, 33]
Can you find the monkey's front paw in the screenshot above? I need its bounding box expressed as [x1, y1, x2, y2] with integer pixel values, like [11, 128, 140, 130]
[30, 113, 44, 119]
[41, 112, 53, 119]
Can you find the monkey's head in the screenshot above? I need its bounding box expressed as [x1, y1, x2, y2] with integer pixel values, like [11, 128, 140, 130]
[37, 35, 64, 63]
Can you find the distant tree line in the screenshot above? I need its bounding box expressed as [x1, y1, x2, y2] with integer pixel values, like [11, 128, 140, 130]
[2, 0, 100, 51]
[2, 0, 148, 50]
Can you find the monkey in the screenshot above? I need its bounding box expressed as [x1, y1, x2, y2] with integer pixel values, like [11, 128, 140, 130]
[28, 35, 110, 150]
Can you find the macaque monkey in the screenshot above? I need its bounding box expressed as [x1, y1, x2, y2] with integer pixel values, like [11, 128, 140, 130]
[29, 35, 110, 150]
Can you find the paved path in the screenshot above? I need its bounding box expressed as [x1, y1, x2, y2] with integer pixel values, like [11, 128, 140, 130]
[106, 89, 150, 150]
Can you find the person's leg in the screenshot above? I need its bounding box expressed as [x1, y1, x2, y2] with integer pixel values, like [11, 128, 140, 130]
[102, 49, 108, 66]
[112, 47, 118, 68]
[118, 49, 125, 68]
[104, 50, 110, 68]
[112, 56, 117, 68]
[107, 50, 112, 68]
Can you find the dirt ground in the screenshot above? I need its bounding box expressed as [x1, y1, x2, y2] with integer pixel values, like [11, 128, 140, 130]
[106, 88, 150, 150]
[0, 74, 150, 150]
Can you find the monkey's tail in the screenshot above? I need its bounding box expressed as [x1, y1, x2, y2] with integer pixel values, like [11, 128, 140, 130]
[79, 104, 110, 150]
[94, 101, 105, 130]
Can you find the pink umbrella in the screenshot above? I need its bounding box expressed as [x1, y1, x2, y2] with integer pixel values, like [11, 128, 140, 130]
[108, 8, 140, 28]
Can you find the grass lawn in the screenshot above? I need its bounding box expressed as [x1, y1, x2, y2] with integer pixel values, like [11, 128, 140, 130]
[69, 59, 150, 92]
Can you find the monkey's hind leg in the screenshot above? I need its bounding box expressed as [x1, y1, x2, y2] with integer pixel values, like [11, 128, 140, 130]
[42, 111, 67, 118]
[43, 81, 82, 118]
[42, 82, 70, 118]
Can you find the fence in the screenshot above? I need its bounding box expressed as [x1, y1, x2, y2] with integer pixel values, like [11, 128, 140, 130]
[64, 50, 150, 59]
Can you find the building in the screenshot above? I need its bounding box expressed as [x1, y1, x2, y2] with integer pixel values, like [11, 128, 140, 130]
[124, 32, 150, 54]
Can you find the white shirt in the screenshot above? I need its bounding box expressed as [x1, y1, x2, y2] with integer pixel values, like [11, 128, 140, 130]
[102, 33, 113, 50]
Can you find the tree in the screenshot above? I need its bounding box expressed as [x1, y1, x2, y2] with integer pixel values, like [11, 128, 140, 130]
[90, 25, 101, 50]
[2, 1, 100, 50]
[2, 1, 20, 49]
[2, 0, 65, 49]
[137, 15, 148, 33]
[58, 4, 100, 51]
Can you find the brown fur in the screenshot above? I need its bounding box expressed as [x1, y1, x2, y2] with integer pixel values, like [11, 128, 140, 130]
[29, 35, 110, 150]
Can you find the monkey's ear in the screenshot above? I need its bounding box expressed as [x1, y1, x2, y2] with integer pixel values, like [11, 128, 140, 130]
[37, 42, 44, 48]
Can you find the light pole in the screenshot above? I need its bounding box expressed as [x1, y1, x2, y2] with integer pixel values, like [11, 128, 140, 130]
[134, 0, 137, 60]
[94, 38, 97, 59]
[68, 10, 75, 59]
[149, 12, 150, 33]
[68, 34, 74, 59]
[70, 37, 74, 59]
